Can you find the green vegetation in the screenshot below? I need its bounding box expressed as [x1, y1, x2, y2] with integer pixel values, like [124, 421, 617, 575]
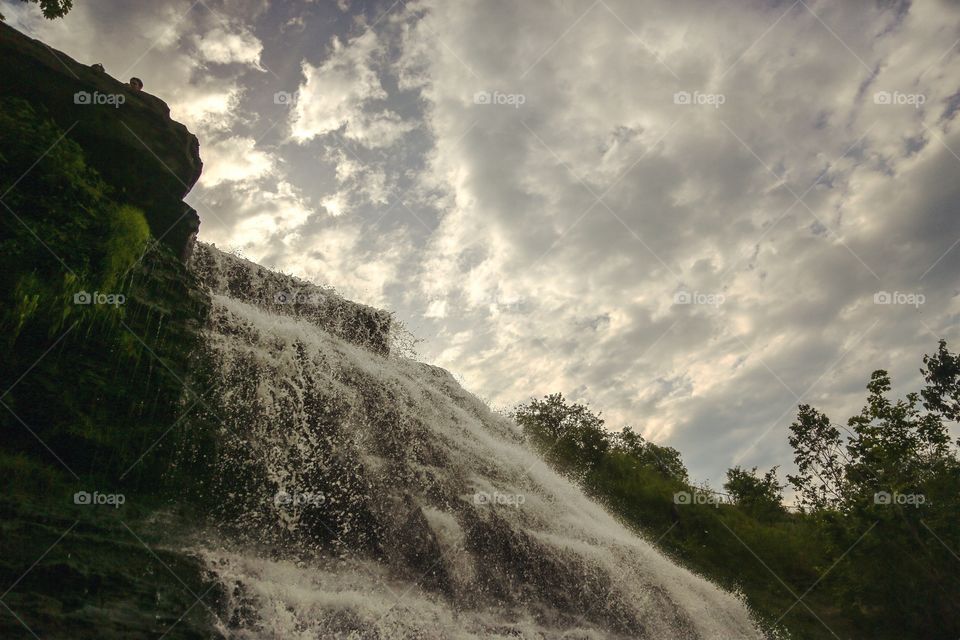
[514, 348, 960, 640]
[0, 98, 218, 637]
[0, 0, 73, 21]
[0, 97, 211, 490]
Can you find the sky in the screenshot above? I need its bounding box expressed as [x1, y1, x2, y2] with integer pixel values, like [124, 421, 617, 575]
[8, 0, 960, 491]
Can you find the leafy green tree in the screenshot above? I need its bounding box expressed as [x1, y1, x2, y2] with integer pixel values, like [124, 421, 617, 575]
[844, 371, 953, 500]
[1, 0, 72, 20]
[513, 393, 609, 472]
[787, 404, 847, 510]
[612, 426, 688, 482]
[723, 465, 785, 519]
[786, 352, 960, 637]
[921, 339, 960, 422]
[788, 368, 955, 514]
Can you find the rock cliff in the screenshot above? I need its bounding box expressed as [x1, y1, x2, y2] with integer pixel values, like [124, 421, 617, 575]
[0, 22, 202, 260]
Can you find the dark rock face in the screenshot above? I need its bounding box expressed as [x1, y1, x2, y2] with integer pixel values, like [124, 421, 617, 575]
[0, 22, 203, 260]
[0, 503, 223, 640]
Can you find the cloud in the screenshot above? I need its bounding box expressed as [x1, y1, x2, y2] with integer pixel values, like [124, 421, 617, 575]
[199, 136, 275, 187]
[14, 0, 960, 487]
[193, 25, 264, 67]
[290, 29, 415, 147]
[390, 0, 960, 483]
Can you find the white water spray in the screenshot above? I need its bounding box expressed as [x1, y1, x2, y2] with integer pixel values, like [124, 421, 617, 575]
[188, 243, 763, 639]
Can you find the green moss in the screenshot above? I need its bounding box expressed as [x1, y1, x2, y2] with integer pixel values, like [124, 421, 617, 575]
[99, 204, 151, 292]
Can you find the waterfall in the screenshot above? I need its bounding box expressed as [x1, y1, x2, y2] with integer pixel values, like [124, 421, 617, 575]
[187, 243, 763, 639]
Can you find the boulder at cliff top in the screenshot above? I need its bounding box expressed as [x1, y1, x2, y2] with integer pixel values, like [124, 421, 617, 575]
[0, 22, 203, 260]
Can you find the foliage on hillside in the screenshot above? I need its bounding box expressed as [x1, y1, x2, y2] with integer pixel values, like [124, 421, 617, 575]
[515, 347, 960, 640]
[0, 97, 211, 491]
[0, 98, 218, 638]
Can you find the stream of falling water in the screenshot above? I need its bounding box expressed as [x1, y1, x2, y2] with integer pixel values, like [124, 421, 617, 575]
[187, 244, 764, 639]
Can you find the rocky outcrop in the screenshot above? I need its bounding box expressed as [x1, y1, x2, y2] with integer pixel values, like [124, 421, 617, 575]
[0, 25, 217, 638]
[0, 22, 203, 260]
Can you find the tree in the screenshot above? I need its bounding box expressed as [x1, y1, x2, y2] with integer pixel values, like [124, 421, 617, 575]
[844, 370, 953, 499]
[1, 0, 72, 21]
[785, 347, 960, 636]
[612, 426, 688, 482]
[513, 393, 609, 472]
[723, 465, 784, 518]
[787, 404, 847, 510]
[788, 367, 956, 511]
[921, 339, 960, 423]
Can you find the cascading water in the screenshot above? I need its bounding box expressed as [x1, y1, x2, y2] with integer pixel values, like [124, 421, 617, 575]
[186, 243, 764, 639]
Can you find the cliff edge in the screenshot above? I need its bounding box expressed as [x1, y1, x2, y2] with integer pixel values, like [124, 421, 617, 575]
[0, 22, 203, 260]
